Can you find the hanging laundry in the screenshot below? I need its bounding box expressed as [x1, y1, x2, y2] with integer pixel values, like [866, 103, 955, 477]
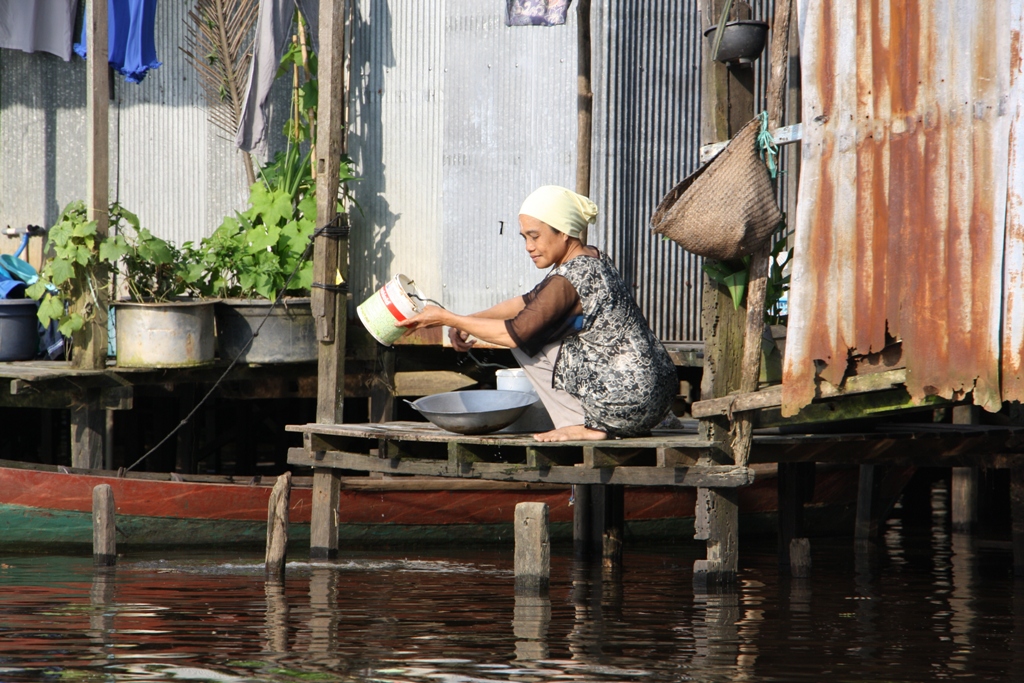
[0, 0, 78, 61]
[505, 0, 570, 27]
[236, 0, 319, 158]
[75, 0, 162, 84]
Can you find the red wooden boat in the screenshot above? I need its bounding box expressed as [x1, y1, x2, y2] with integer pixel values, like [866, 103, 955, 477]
[0, 459, 882, 551]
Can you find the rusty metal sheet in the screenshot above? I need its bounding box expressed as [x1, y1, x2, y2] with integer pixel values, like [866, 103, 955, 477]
[783, 0, 1017, 416]
[1003, 0, 1024, 400]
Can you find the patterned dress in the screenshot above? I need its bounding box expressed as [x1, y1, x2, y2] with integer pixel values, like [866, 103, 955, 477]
[549, 253, 677, 436]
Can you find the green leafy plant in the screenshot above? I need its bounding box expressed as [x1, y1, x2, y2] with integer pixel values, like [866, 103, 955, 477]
[26, 202, 124, 336]
[702, 223, 791, 324]
[27, 201, 193, 336]
[185, 12, 358, 302]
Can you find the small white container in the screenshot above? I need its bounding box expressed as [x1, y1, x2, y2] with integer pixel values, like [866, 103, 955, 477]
[496, 368, 554, 433]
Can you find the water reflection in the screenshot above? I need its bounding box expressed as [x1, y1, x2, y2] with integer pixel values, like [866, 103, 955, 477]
[0, 508, 1018, 683]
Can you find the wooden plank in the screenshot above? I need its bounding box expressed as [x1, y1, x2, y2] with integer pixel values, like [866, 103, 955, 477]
[692, 368, 908, 418]
[313, 0, 349, 424]
[288, 447, 754, 487]
[582, 446, 645, 468]
[700, 123, 803, 163]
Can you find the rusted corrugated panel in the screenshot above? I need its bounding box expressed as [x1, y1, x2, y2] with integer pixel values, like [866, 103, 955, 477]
[1002, 0, 1024, 399]
[783, 0, 1016, 415]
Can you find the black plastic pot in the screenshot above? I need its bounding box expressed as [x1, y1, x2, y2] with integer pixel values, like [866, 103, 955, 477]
[703, 20, 770, 65]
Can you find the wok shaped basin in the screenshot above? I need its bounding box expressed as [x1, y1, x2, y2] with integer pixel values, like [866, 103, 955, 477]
[408, 390, 539, 435]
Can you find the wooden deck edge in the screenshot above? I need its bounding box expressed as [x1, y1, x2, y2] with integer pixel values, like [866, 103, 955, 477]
[692, 368, 908, 418]
[287, 448, 755, 487]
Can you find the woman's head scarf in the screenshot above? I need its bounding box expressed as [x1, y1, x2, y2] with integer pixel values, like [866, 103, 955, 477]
[519, 185, 598, 239]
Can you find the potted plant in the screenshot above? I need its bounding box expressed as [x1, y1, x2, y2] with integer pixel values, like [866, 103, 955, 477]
[27, 201, 216, 367]
[184, 25, 357, 365]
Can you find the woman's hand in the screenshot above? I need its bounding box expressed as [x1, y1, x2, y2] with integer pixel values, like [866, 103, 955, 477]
[397, 305, 449, 332]
[448, 326, 476, 352]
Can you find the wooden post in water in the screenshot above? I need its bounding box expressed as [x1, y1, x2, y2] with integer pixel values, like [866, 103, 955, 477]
[572, 484, 592, 559]
[308, 0, 350, 562]
[514, 502, 550, 594]
[92, 484, 116, 566]
[266, 472, 292, 576]
[855, 464, 882, 540]
[951, 405, 980, 534]
[789, 537, 811, 578]
[693, 0, 757, 586]
[1011, 466, 1024, 578]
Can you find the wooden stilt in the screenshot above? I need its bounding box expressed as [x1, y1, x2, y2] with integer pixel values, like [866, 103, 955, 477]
[572, 484, 592, 559]
[309, 468, 341, 560]
[72, 398, 105, 470]
[175, 384, 197, 474]
[778, 462, 813, 573]
[951, 405, 980, 534]
[789, 537, 811, 578]
[92, 484, 116, 566]
[694, 487, 739, 587]
[1012, 466, 1024, 578]
[514, 502, 550, 594]
[265, 472, 291, 576]
[601, 484, 624, 568]
[855, 464, 883, 540]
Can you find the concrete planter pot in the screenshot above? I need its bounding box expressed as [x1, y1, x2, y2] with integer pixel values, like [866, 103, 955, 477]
[215, 297, 316, 364]
[114, 299, 216, 367]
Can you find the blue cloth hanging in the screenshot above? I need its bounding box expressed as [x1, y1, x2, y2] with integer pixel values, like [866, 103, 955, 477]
[74, 0, 161, 84]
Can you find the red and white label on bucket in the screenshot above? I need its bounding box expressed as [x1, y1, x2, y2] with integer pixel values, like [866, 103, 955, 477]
[379, 286, 407, 322]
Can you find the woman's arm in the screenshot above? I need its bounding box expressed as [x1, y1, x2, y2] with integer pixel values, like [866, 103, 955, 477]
[398, 296, 526, 349]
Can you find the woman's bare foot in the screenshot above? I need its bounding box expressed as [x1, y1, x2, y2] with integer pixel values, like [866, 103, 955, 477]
[533, 425, 607, 442]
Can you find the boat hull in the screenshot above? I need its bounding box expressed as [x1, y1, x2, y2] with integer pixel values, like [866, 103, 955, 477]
[0, 461, 883, 550]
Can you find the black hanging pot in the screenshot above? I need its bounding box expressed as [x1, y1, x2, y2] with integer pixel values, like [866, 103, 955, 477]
[703, 20, 770, 65]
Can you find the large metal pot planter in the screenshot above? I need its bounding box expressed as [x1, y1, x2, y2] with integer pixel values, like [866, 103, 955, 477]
[215, 298, 316, 364]
[114, 299, 216, 367]
[0, 299, 39, 361]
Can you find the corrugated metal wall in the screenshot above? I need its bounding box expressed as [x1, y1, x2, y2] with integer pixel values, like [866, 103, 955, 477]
[1, 2, 781, 344]
[0, 1, 254, 259]
[781, 0, 1023, 415]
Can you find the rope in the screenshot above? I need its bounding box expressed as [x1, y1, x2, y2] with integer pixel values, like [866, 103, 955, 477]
[756, 110, 779, 180]
[124, 219, 344, 473]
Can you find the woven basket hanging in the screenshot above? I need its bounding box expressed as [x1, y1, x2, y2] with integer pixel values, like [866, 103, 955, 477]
[650, 116, 782, 261]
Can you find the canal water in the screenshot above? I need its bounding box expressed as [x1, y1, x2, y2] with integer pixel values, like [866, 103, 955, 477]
[1, 488, 1021, 682]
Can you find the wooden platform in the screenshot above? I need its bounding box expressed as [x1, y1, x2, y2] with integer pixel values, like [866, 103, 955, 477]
[286, 421, 754, 487]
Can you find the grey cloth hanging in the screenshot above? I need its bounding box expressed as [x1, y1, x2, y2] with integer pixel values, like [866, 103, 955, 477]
[0, 0, 78, 61]
[235, 0, 319, 158]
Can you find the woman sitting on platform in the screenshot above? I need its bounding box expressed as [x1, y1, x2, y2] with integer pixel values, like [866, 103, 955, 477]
[399, 185, 677, 442]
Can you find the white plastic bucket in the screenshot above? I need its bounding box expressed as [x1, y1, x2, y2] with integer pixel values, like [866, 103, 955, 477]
[356, 274, 426, 346]
[496, 368, 536, 395]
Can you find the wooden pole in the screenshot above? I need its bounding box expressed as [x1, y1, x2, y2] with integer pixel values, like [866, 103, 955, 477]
[572, 484, 592, 558]
[72, 0, 112, 469]
[92, 484, 116, 566]
[694, 0, 754, 586]
[514, 502, 550, 595]
[1012, 466, 1024, 578]
[313, 0, 349, 425]
[308, 0, 349, 559]
[951, 405, 980, 534]
[265, 472, 291, 576]
[729, 0, 793, 470]
[576, 0, 593, 221]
